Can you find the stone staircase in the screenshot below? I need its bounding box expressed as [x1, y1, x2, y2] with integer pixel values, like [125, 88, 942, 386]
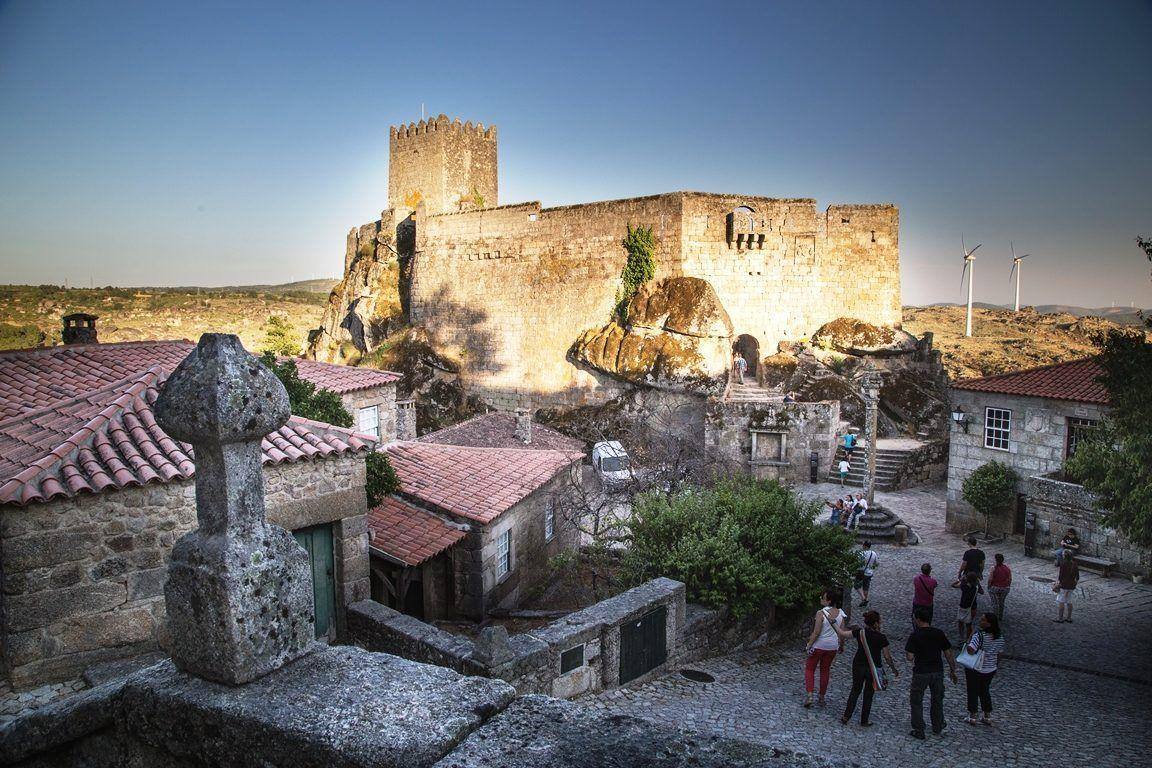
[825, 442, 915, 491]
[850, 505, 918, 544]
[725, 382, 777, 402]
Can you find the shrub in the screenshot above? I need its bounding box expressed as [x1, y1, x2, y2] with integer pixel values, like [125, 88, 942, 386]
[623, 478, 857, 618]
[262, 314, 301, 356]
[617, 223, 657, 319]
[258, 352, 353, 428]
[365, 452, 400, 507]
[962, 461, 1020, 534]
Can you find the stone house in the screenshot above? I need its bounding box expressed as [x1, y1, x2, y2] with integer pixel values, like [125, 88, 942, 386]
[0, 336, 400, 691]
[368, 413, 585, 621]
[944, 358, 1112, 537]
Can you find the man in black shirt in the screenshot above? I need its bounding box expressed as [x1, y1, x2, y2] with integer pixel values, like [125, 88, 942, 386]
[958, 536, 986, 580]
[905, 606, 957, 739]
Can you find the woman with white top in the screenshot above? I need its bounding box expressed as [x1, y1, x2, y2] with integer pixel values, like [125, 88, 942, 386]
[963, 612, 1005, 726]
[803, 588, 846, 708]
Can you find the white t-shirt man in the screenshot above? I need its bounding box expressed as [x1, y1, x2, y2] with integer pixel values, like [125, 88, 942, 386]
[838, 460, 851, 474]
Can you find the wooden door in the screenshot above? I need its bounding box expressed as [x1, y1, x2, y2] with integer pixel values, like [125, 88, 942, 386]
[619, 606, 667, 685]
[293, 524, 337, 639]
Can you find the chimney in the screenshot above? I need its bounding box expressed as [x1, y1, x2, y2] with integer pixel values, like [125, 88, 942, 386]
[62, 313, 98, 345]
[396, 398, 417, 441]
[514, 407, 532, 445]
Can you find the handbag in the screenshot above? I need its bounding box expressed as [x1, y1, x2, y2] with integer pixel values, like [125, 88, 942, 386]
[956, 631, 985, 671]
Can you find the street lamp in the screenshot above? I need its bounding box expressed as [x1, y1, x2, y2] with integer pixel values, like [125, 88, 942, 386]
[951, 406, 969, 433]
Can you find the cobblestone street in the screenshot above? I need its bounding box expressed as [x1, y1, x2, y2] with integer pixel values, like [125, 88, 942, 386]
[582, 484, 1152, 767]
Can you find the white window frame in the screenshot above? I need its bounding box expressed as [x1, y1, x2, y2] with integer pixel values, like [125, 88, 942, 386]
[544, 501, 555, 542]
[357, 405, 380, 439]
[984, 407, 1011, 451]
[496, 529, 512, 578]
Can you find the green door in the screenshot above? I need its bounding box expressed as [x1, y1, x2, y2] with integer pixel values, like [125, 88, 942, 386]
[293, 524, 336, 638]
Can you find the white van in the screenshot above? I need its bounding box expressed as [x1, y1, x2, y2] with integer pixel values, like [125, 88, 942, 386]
[592, 440, 633, 489]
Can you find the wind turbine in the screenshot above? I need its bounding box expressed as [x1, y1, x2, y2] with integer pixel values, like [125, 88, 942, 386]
[961, 236, 982, 337]
[1009, 242, 1030, 312]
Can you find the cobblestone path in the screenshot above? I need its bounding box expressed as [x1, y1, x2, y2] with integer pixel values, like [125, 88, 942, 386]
[582, 483, 1152, 768]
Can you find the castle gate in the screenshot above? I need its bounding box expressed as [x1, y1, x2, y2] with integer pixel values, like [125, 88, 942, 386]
[733, 335, 760, 378]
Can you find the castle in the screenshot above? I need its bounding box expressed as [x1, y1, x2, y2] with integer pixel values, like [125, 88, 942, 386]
[309, 115, 902, 410]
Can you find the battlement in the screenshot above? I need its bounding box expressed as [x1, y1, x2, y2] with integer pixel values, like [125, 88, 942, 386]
[390, 114, 497, 141]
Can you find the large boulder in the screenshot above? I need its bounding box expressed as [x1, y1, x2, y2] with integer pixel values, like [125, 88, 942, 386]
[626, 277, 733, 338]
[811, 318, 918, 357]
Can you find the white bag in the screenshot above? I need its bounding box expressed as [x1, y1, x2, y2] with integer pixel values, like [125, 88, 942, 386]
[956, 633, 985, 671]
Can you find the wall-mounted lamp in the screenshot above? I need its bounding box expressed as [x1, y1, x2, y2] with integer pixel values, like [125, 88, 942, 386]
[951, 406, 969, 433]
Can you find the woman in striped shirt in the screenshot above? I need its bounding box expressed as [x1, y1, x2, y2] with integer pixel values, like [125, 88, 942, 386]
[963, 612, 1005, 726]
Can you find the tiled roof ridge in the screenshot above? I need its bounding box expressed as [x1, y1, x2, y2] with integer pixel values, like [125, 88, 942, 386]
[952, 355, 1103, 388]
[286, 413, 380, 444]
[0, 338, 194, 358]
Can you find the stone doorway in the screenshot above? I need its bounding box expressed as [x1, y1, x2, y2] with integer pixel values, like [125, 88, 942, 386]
[733, 335, 760, 378]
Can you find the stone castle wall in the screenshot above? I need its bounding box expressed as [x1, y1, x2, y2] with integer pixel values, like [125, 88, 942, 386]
[408, 192, 899, 407]
[0, 455, 368, 690]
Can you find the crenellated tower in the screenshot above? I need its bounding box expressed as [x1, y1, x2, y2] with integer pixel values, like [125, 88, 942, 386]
[388, 114, 498, 217]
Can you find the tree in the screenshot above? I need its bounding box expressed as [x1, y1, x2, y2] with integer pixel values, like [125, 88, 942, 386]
[1066, 329, 1152, 547]
[623, 477, 858, 618]
[961, 461, 1020, 535]
[259, 352, 353, 428]
[262, 314, 301, 356]
[365, 452, 400, 508]
[1138, 236, 1152, 281]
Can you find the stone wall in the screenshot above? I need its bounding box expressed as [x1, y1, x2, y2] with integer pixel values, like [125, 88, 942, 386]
[0, 454, 369, 690]
[339, 383, 398, 443]
[404, 191, 900, 409]
[347, 577, 687, 699]
[892, 439, 948, 489]
[945, 389, 1109, 534]
[1028, 475, 1151, 574]
[704, 397, 840, 484]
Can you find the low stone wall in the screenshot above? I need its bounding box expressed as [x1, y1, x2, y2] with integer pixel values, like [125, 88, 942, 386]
[348, 577, 687, 699]
[892, 439, 948, 489]
[1028, 475, 1151, 575]
[704, 398, 839, 486]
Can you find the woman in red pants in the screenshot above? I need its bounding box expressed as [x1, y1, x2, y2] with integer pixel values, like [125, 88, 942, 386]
[803, 588, 846, 707]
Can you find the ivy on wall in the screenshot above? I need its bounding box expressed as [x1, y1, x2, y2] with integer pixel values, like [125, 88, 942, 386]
[617, 223, 657, 319]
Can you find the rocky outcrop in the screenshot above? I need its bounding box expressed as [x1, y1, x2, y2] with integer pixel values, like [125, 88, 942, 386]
[811, 317, 918, 357]
[571, 278, 732, 395]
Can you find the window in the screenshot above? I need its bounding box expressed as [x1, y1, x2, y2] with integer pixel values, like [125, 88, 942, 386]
[560, 644, 585, 674]
[1066, 417, 1099, 458]
[544, 501, 555, 542]
[496, 529, 512, 578]
[984, 407, 1011, 451]
[357, 406, 380, 439]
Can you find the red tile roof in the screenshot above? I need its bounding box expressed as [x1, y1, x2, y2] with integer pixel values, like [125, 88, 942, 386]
[0, 368, 375, 507]
[368, 496, 467, 566]
[418, 412, 586, 453]
[385, 441, 583, 524]
[0, 340, 400, 421]
[951, 357, 1110, 405]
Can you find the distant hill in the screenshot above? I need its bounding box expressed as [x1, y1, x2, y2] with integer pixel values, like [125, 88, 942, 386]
[0, 283, 333, 353]
[903, 305, 1146, 380]
[923, 302, 1147, 326]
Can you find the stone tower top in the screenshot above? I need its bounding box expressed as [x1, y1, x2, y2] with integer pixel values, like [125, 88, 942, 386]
[388, 114, 498, 217]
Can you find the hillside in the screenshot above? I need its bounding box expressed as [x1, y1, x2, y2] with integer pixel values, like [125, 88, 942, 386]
[903, 305, 1145, 380]
[0, 284, 333, 354]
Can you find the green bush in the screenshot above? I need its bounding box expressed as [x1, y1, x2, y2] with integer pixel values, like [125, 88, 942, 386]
[961, 461, 1020, 533]
[623, 478, 857, 618]
[617, 223, 657, 319]
[262, 314, 301, 356]
[365, 452, 400, 508]
[258, 352, 353, 428]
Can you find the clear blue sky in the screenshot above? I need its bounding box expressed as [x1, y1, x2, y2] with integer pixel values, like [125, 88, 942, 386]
[1, 0, 1150, 307]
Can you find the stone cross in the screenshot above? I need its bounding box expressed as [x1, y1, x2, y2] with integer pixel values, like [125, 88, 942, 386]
[155, 334, 314, 684]
[859, 363, 883, 508]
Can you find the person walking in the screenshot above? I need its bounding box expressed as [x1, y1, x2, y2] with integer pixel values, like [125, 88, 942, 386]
[952, 571, 984, 642]
[958, 536, 986, 581]
[854, 541, 879, 607]
[733, 352, 748, 384]
[906, 606, 957, 740]
[987, 554, 1012, 621]
[831, 610, 901, 727]
[1054, 554, 1080, 623]
[912, 563, 938, 625]
[838, 458, 851, 486]
[843, 432, 857, 460]
[803, 589, 846, 708]
[962, 613, 1005, 727]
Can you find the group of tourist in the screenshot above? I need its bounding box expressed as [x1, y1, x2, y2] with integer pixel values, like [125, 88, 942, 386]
[801, 523, 1088, 738]
[825, 494, 869, 530]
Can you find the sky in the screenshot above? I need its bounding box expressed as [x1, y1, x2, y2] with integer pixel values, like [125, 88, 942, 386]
[1, 0, 1150, 307]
